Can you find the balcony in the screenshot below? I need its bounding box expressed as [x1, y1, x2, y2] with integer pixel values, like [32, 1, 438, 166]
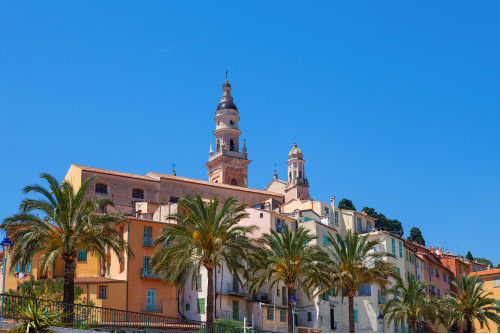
[142, 237, 154, 247]
[141, 268, 162, 279]
[218, 283, 248, 296]
[216, 310, 252, 323]
[142, 302, 163, 313]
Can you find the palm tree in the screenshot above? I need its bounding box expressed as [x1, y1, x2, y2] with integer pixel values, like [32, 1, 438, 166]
[246, 225, 329, 333]
[383, 276, 442, 333]
[317, 230, 399, 333]
[444, 273, 500, 333]
[1, 174, 129, 310]
[150, 195, 257, 332]
[9, 299, 69, 333]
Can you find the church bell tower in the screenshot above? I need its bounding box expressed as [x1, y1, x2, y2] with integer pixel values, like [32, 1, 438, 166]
[205, 78, 251, 187]
[285, 143, 310, 202]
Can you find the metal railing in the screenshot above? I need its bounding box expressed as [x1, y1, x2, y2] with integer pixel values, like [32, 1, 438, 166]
[141, 268, 163, 279]
[141, 302, 163, 313]
[0, 293, 272, 333]
[216, 310, 252, 323]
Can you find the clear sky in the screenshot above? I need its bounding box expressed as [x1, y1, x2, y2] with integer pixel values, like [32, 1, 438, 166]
[1, 2, 499, 265]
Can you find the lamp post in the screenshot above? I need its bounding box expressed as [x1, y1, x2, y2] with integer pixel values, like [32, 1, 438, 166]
[290, 295, 297, 333]
[1, 236, 12, 323]
[377, 312, 384, 333]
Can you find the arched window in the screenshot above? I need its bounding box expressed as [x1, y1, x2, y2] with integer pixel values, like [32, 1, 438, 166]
[231, 179, 238, 186]
[216, 140, 221, 152]
[95, 183, 108, 195]
[299, 171, 302, 179]
[230, 139, 234, 151]
[132, 188, 144, 200]
[289, 172, 292, 180]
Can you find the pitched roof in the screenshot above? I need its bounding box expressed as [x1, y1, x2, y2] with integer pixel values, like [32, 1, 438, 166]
[72, 165, 157, 182]
[74, 276, 126, 284]
[470, 268, 500, 277]
[147, 172, 283, 197]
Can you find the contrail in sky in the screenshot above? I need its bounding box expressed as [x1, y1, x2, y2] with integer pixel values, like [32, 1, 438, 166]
[153, 40, 195, 55]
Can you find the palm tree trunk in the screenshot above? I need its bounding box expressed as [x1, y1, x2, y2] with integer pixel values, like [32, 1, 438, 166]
[348, 295, 355, 333]
[287, 286, 294, 333]
[63, 259, 75, 324]
[207, 267, 214, 332]
[410, 321, 416, 333]
[466, 318, 472, 333]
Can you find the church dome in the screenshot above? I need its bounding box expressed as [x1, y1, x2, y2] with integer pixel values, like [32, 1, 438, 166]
[288, 143, 303, 159]
[216, 101, 238, 111]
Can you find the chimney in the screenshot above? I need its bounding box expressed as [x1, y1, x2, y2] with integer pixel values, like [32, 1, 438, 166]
[330, 196, 336, 209]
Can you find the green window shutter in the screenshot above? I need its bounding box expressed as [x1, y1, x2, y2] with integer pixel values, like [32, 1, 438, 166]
[399, 241, 403, 258]
[232, 300, 239, 320]
[307, 312, 312, 321]
[15, 263, 19, 272]
[354, 309, 358, 322]
[397, 267, 400, 275]
[392, 239, 396, 254]
[323, 235, 329, 245]
[186, 303, 190, 311]
[78, 249, 87, 261]
[197, 298, 205, 314]
[26, 261, 31, 272]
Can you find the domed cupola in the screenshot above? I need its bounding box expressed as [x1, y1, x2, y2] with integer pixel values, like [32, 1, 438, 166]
[288, 143, 303, 159]
[216, 79, 238, 111]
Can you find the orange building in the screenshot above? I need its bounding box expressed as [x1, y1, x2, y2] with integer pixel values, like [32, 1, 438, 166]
[470, 268, 500, 333]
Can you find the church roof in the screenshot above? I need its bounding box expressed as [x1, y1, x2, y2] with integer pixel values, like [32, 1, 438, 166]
[216, 101, 238, 111]
[288, 143, 303, 158]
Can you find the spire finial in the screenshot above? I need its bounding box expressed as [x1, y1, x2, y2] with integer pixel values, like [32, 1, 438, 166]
[225, 69, 228, 80]
[172, 163, 176, 176]
[274, 163, 278, 179]
[209, 142, 213, 155]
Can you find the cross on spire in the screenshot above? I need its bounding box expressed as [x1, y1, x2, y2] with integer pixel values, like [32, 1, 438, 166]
[225, 70, 228, 80]
[172, 163, 176, 176]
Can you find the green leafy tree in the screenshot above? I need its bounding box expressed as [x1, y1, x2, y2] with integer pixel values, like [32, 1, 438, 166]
[362, 207, 404, 236]
[338, 199, 356, 211]
[246, 225, 329, 333]
[383, 276, 442, 333]
[474, 257, 493, 268]
[466, 251, 474, 261]
[444, 273, 500, 332]
[151, 195, 256, 332]
[407, 227, 425, 246]
[8, 299, 69, 333]
[316, 230, 399, 333]
[1, 173, 129, 311]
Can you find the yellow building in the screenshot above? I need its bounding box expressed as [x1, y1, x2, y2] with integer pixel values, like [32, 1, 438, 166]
[470, 268, 500, 333]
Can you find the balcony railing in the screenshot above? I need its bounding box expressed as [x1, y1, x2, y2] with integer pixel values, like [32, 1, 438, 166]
[216, 310, 252, 323]
[142, 237, 153, 247]
[141, 268, 162, 279]
[217, 283, 248, 296]
[141, 302, 163, 313]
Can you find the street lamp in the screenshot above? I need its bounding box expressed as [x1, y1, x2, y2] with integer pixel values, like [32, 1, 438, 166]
[1, 236, 12, 323]
[290, 295, 297, 333]
[377, 312, 384, 332]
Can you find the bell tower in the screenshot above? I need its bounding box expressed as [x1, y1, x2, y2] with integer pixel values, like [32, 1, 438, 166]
[205, 78, 251, 187]
[285, 143, 310, 203]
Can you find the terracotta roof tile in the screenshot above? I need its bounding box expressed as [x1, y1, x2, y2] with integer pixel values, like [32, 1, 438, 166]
[470, 268, 500, 276]
[73, 165, 157, 182]
[74, 276, 126, 284]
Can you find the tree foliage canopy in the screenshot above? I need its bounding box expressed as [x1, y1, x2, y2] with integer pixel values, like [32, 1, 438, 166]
[362, 206, 404, 236]
[407, 227, 425, 246]
[466, 251, 474, 261]
[474, 257, 493, 267]
[338, 199, 356, 211]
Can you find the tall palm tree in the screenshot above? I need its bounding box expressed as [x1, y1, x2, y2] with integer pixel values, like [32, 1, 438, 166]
[444, 273, 500, 333]
[317, 230, 399, 333]
[383, 276, 442, 333]
[150, 195, 257, 332]
[1, 173, 129, 309]
[246, 225, 329, 333]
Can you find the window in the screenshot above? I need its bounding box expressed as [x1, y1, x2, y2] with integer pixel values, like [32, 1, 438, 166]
[307, 312, 312, 322]
[186, 303, 190, 311]
[406, 250, 408, 261]
[276, 219, 284, 233]
[325, 207, 329, 215]
[232, 300, 239, 321]
[195, 275, 202, 290]
[132, 188, 144, 200]
[459, 264, 462, 273]
[267, 307, 273, 321]
[169, 196, 179, 203]
[397, 267, 400, 275]
[436, 269, 439, 277]
[282, 287, 287, 306]
[99, 286, 107, 299]
[15, 261, 31, 273]
[392, 239, 396, 255]
[78, 249, 87, 262]
[280, 309, 286, 322]
[323, 235, 330, 245]
[147, 289, 156, 312]
[367, 220, 371, 231]
[354, 309, 358, 322]
[143, 256, 151, 275]
[399, 241, 403, 258]
[95, 183, 108, 194]
[437, 289, 441, 296]
[260, 213, 263, 218]
[357, 217, 362, 232]
[231, 179, 237, 186]
[197, 298, 205, 314]
[359, 284, 371, 296]
[431, 267, 434, 276]
[334, 211, 339, 226]
[143, 227, 152, 247]
[229, 139, 234, 151]
[494, 277, 500, 288]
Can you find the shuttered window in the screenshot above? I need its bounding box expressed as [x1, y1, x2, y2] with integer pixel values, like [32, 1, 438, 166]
[197, 298, 205, 314]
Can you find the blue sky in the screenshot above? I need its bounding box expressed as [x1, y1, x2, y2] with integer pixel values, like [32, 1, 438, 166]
[1, 1, 499, 265]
